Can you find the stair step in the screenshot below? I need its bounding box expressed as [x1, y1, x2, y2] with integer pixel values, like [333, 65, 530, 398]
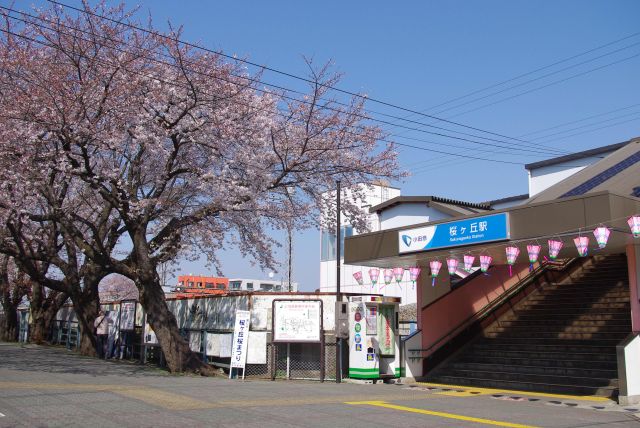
[483, 331, 627, 340]
[457, 355, 617, 370]
[524, 296, 630, 303]
[472, 339, 619, 353]
[446, 362, 617, 378]
[503, 313, 630, 321]
[434, 368, 618, 388]
[497, 319, 631, 328]
[467, 349, 617, 362]
[490, 326, 630, 335]
[516, 302, 630, 310]
[424, 375, 617, 397]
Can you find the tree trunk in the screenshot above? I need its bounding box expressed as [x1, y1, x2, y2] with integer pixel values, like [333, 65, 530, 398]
[137, 275, 213, 374]
[69, 286, 100, 357]
[29, 290, 68, 344]
[0, 303, 18, 342]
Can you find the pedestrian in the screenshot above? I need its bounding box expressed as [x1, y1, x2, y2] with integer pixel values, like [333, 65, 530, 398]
[94, 310, 108, 358]
[105, 312, 116, 359]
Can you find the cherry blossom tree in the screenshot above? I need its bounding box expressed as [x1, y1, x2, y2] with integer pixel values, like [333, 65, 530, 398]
[0, 2, 401, 372]
[0, 256, 28, 341]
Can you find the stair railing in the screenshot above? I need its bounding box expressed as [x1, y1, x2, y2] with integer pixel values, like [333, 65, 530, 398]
[408, 258, 577, 361]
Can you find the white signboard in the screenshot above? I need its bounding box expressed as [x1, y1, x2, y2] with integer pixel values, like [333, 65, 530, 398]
[119, 301, 136, 331]
[143, 320, 158, 344]
[273, 300, 322, 343]
[189, 331, 202, 353]
[230, 310, 251, 370]
[247, 331, 267, 364]
[220, 333, 232, 358]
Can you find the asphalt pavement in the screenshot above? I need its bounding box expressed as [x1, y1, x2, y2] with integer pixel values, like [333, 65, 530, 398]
[0, 342, 639, 427]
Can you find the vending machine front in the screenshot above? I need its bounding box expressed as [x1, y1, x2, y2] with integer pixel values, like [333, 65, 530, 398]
[348, 296, 401, 380]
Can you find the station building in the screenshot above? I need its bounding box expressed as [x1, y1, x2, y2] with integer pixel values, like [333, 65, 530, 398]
[344, 137, 640, 404]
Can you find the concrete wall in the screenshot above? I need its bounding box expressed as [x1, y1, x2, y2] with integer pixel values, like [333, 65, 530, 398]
[379, 204, 449, 230]
[528, 155, 602, 197]
[420, 263, 532, 354]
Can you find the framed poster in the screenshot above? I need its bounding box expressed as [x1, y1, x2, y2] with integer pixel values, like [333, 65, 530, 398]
[272, 300, 322, 343]
[119, 301, 136, 331]
[365, 306, 377, 336]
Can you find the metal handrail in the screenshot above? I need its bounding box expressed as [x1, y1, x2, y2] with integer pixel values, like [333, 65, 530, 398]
[408, 258, 576, 359]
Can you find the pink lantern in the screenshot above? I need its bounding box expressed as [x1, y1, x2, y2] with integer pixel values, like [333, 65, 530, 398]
[382, 269, 394, 288]
[505, 246, 520, 276]
[429, 260, 442, 287]
[392, 267, 405, 284]
[479, 255, 492, 274]
[463, 254, 475, 272]
[548, 239, 563, 260]
[446, 258, 459, 276]
[353, 271, 364, 286]
[628, 215, 640, 238]
[409, 266, 421, 289]
[593, 226, 610, 249]
[368, 268, 380, 286]
[573, 236, 589, 257]
[527, 244, 541, 271]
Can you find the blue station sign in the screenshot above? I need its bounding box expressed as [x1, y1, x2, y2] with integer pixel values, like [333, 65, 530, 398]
[398, 213, 510, 254]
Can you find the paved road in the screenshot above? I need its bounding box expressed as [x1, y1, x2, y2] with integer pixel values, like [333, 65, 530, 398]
[0, 342, 639, 427]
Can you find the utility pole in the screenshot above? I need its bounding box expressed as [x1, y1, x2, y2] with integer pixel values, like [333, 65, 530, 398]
[335, 180, 342, 383]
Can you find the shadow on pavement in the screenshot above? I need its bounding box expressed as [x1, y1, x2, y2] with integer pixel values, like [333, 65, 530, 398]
[0, 342, 168, 378]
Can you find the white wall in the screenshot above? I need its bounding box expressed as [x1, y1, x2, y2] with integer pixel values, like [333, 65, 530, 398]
[528, 155, 603, 197]
[379, 204, 449, 231]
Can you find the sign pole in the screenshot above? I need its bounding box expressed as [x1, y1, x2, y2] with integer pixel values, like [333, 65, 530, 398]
[336, 180, 342, 383]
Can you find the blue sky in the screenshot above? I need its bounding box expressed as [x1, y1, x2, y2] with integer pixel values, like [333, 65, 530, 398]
[21, 1, 640, 290]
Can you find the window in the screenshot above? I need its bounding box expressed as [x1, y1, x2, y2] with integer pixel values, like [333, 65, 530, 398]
[246, 282, 253, 290]
[320, 226, 354, 261]
[205, 282, 214, 288]
[188, 281, 194, 287]
[260, 283, 273, 291]
[216, 283, 225, 289]
[230, 281, 241, 290]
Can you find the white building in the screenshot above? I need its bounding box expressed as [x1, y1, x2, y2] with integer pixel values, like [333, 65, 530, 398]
[228, 278, 298, 293]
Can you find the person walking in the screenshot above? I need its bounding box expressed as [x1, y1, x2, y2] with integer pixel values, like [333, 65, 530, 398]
[94, 310, 108, 358]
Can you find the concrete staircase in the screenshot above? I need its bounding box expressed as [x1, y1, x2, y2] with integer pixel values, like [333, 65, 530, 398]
[424, 254, 631, 397]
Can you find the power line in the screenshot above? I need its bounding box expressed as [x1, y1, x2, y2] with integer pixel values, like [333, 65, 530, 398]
[46, 0, 535, 145]
[431, 40, 640, 116]
[534, 115, 640, 144]
[530, 109, 640, 141]
[0, 26, 529, 167]
[518, 103, 640, 138]
[416, 31, 640, 115]
[0, 8, 568, 159]
[445, 52, 640, 119]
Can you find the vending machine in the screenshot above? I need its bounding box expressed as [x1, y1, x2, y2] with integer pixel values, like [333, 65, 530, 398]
[347, 295, 401, 380]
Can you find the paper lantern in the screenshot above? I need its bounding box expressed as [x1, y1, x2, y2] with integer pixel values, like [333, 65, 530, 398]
[409, 267, 421, 289]
[463, 254, 475, 272]
[382, 269, 394, 288]
[446, 258, 459, 276]
[527, 244, 541, 271]
[505, 246, 520, 276]
[353, 271, 364, 286]
[628, 215, 640, 238]
[548, 239, 563, 260]
[479, 255, 492, 274]
[593, 226, 610, 249]
[573, 236, 589, 257]
[392, 267, 405, 284]
[429, 260, 442, 287]
[368, 268, 379, 286]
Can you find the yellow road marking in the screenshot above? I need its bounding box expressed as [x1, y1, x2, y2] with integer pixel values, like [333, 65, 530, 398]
[346, 401, 539, 428]
[416, 382, 612, 402]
